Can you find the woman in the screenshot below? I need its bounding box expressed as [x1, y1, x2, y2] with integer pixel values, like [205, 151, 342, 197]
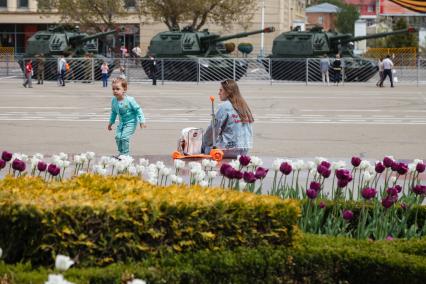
[332, 54, 342, 86]
[202, 79, 254, 158]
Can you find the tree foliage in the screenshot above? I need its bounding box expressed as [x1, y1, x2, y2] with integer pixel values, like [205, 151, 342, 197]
[142, 0, 257, 31]
[385, 18, 418, 48]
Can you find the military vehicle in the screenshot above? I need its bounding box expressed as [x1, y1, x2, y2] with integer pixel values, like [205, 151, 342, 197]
[19, 25, 117, 80]
[266, 27, 417, 82]
[142, 26, 275, 81]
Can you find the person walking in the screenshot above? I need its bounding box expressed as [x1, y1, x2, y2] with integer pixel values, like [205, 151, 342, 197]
[108, 77, 146, 156]
[57, 55, 67, 86]
[23, 59, 33, 88]
[376, 57, 384, 87]
[319, 54, 330, 86]
[332, 54, 342, 86]
[100, 61, 109, 87]
[202, 79, 254, 158]
[36, 54, 45, 84]
[379, 55, 394, 88]
[148, 54, 157, 85]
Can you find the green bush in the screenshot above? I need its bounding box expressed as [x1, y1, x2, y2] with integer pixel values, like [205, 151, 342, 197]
[0, 234, 424, 283]
[0, 175, 300, 267]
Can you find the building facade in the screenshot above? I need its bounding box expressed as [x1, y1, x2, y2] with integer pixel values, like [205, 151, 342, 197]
[0, 0, 305, 57]
[305, 3, 339, 31]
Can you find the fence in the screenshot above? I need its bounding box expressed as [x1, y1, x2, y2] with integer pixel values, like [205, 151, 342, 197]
[1, 56, 426, 85]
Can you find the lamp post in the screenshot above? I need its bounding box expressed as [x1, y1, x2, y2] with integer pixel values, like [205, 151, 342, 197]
[259, 0, 265, 57]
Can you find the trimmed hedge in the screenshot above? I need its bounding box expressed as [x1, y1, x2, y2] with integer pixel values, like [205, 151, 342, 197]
[0, 175, 300, 266]
[0, 234, 425, 283]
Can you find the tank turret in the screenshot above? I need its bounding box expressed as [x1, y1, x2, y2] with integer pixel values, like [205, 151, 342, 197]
[19, 25, 118, 80]
[267, 27, 417, 82]
[142, 27, 275, 81]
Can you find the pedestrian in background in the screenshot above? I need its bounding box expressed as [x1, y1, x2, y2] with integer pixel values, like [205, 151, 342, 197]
[148, 54, 157, 85]
[319, 54, 330, 86]
[23, 59, 33, 88]
[119, 66, 126, 79]
[57, 55, 67, 86]
[332, 54, 342, 86]
[101, 61, 109, 87]
[36, 53, 45, 85]
[376, 57, 384, 87]
[379, 55, 394, 88]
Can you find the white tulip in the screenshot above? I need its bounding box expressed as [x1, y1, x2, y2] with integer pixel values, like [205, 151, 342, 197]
[45, 274, 74, 284]
[170, 174, 178, 183]
[306, 161, 315, 170]
[293, 159, 304, 171]
[127, 279, 147, 284]
[128, 166, 137, 176]
[408, 163, 416, 173]
[188, 161, 202, 170]
[99, 156, 112, 167]
[156, 161, 165, 170]
[390, 176, 397, 184]
[55, 255, 74, 272]
[314, 157, 327, 165]
[116, 162, 127, 172]
[201, 159, 211, 168]
[195, 171, 206, 181]
[52, 155, 61, 165]
[209, 160, 218, 168]
[229, 160, 240, 169]
[56, 160, 65, 168]
[174, 159, 185, 169]
[148, 177, 158, 185]
[136, 165, 145, 175]
[250, 156, 263, 167]
[80, 153, 88, 162]
[139, 158, 149, 167]
[362, 171, 373, 182]
[199, 180, 209, 187]
[85, 151, 95, 160]
[239, 181, 247, 190]
[272, 159, 284, 171]
[74, 155, 82, 164]
[31, 158, 40, 170]
[58, 152, 68, 161]
[159, 167, 171, 177]
[34, 153, 44, 160]
[93, 165, 107, 176]
[208, 171, 218, 179]
[360, 160, 372, 170]
[62, 160, 71, 168]
[367, 165, 375, 175]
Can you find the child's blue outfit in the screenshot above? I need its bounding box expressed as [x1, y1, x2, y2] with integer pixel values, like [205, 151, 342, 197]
[109, 95, 145, 155]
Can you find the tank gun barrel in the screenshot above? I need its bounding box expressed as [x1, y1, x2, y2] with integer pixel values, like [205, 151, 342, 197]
[339, 27, 417, 43]
[205, 27, 275, 43]
[80, 29, 117, 43]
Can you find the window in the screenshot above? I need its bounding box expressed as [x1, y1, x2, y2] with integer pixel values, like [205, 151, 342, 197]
[124, 0, 136, 8]
[18, 0, 29, 8]
[318, 16, 323, 25]
[0, 0, 7, 8]
[368, 5, 374, 13]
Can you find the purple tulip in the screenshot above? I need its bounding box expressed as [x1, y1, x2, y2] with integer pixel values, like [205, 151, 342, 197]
[48, 164, 60, 177]
[386, 187, 399, 197]
[382, 195, 397, 209]
[386, 236, 394, 241]
[238, 155, 251, 167]
[233, 170, 243, 180]
[337, 179, 349, 188]
[1, 151, 13, 162]
[254, 167, 269, 179]
[383, 156, 394, 168]
[342, 210, 354, 220]
[412, 184, 426, 195]
[375, 162, 385, 174]
[351, 156, 361, 167]
[320, 161, 331, 169]
[306, 189, 318, 199]
[361, 187, 377, 200]
[224, 166, 235, 179]
[395, 184, 402, 193]
[319, 201, 326, 209]
[0, 159, 5, 170]
[220, 163, 232, 176]
[37, 161, 47, 172]
[317, 164, 327, 175]
[321, 169, 331, 178]
[309, 181, 321, 192]
[390, 161, 399, 171]
[416, 162, 425, 173]
[12, 159, 26, 172]
[243, 171, 256, 183]
[279, 162, 292, 175]
[335, 169, 352, 181]
[396, 162, 408, 175]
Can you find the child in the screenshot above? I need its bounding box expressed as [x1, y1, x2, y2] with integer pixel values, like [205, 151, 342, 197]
[100, 62, 109, 87]
[107, 77, 146, 156]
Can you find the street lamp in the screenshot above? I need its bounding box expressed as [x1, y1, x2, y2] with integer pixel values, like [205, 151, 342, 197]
[259, 0, 265, 57]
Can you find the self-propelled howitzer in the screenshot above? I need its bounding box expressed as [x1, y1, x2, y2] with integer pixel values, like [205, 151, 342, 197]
[20, 26, 118, 80]
[142, 27, 275, 81]
[267, 27, 417, 81]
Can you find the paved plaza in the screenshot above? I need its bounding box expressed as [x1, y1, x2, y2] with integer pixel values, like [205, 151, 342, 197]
[0, 78, 425, 162]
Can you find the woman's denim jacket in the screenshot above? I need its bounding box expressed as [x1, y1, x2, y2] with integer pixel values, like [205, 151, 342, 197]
[203, 100, 253, 150]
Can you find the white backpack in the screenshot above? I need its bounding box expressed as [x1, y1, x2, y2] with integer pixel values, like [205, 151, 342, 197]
[178, 127, 203, 155]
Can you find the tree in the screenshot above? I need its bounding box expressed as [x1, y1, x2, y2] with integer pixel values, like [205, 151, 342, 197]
[141, 0, 257, 31]
[385, 18, 417, 48]
[309, 0, 359, 34]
